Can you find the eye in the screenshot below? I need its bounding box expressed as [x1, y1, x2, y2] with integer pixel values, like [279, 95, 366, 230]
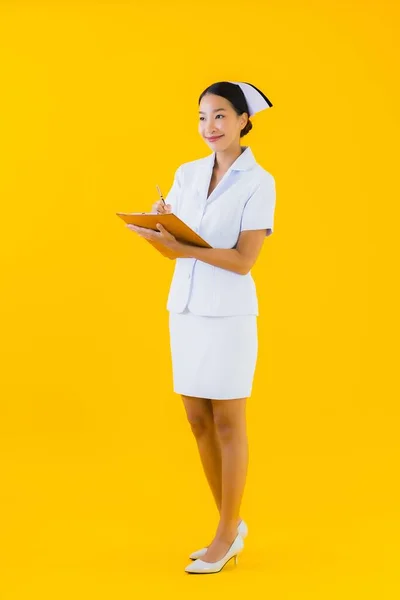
[199, 114, 224, 121]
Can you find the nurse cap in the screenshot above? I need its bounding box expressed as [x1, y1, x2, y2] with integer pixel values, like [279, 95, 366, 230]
[229, 81, 273, 117]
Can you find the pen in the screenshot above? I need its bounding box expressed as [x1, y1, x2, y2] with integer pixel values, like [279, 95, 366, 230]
[156, 184, 166, 206]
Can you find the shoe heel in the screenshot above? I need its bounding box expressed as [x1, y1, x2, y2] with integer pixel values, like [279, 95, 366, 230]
[234, 555, 239, 565]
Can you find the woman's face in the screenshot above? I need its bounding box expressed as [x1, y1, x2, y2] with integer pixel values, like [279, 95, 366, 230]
[198, 93, 248, 152]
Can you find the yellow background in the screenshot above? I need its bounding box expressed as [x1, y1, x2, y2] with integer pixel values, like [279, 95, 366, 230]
[0, 1, 399, 597]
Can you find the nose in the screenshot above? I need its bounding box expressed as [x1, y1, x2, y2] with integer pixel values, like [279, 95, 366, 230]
[205, 127, 220, 136]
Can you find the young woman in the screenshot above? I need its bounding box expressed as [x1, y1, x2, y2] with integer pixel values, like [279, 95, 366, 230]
[127, 81, 276, 574]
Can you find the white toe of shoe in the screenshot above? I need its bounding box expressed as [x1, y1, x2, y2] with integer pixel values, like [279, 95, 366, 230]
[185, 533, 244, 574]
[189, 546, 208, 560]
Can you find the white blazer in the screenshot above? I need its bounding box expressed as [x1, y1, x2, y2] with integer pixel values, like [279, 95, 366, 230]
[165, 145, 276, 316]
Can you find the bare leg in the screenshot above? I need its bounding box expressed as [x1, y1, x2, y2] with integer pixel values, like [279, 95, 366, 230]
[182, 396, 242, 530]
[182, 395, 222, 512]
[201, 397, 248, 562]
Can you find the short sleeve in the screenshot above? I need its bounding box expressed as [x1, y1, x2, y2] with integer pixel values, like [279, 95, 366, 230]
[164, 165, 183, 214]
[240, 175, 276, 237]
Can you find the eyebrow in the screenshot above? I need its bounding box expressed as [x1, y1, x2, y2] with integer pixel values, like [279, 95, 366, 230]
[199, 108, 227, 114]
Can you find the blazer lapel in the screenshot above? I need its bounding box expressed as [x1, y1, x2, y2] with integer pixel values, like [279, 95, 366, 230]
[195, 153, 215, 205]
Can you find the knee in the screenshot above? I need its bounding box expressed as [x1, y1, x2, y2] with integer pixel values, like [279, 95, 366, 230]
[186, 413, 214, 438]
[213, 415, 237, 442]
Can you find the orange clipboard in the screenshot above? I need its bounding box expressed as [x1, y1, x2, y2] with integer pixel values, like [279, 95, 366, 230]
[116, 212, 212, 259]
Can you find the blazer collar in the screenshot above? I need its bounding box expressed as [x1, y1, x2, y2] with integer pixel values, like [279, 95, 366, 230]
[197, 145, 257, 205]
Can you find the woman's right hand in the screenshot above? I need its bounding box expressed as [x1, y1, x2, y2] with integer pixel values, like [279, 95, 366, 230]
[152, 200, 172, 214]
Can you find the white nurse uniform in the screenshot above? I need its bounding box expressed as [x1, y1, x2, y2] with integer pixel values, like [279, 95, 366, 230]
[165, 145, 276, 400]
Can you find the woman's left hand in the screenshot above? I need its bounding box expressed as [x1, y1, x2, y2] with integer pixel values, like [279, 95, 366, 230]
[126, 222, 180, 251]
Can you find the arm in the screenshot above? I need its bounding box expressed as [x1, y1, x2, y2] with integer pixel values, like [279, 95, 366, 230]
[175, 229, 268, 275]
[128, 174, 275, 268]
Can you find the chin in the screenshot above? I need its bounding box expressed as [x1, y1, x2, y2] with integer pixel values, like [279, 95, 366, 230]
[208, 140, 229, 150]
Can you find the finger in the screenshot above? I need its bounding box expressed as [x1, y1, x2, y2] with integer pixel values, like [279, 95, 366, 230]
[153, 201, 164, 213]
[157, 224, 170, 237]
[144, 228, 159, 238]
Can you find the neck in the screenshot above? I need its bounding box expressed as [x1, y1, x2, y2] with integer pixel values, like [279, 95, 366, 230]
[214, 145, 245, 171]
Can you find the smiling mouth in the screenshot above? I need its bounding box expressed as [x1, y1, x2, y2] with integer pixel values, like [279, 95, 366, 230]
[207, 135, 223, 141]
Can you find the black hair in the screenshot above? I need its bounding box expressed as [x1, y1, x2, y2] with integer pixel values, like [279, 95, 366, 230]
[198, 81, 253, 138]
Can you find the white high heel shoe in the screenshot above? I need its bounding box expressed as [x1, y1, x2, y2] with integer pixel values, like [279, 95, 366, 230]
[189, 519, 248, 560]
[185, 532, 244, 574]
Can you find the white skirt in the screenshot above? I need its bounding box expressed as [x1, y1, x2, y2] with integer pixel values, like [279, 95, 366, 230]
[168, 308, 258, 400]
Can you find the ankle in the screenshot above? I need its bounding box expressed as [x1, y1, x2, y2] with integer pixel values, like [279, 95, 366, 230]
[215, 527, 238, 543]
[217, 518, 240, 535]
[218, 514, 241, 524]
